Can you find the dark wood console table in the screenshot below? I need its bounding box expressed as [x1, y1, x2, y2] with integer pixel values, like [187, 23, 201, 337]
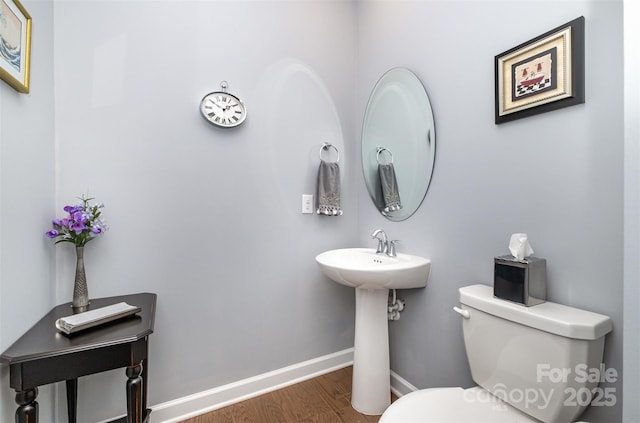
[0, 292, 156, 423]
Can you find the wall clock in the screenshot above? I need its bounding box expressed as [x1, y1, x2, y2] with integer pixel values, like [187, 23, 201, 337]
[199, 81, 247, 128]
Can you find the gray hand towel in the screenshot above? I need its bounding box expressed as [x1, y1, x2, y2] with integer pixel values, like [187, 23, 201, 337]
[316, 161, 343, 216]
[379, 163, 402, 212]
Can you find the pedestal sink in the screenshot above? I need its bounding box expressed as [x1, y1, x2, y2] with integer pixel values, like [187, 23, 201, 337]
[315, 248, 431, 415]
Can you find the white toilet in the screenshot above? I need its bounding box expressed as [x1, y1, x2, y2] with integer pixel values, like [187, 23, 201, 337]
[380, 284, 613, 423]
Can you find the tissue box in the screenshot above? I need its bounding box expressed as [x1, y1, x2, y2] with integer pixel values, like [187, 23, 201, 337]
[494, 255, 546, 306]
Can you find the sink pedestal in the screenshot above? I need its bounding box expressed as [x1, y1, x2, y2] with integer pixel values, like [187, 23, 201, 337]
[315, 248, 431, 415]
[351, 288, 390, 415]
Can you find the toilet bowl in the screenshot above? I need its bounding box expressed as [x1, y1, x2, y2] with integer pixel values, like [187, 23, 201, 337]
[380, 387, 535, 422]
[380, 284, 612, 423]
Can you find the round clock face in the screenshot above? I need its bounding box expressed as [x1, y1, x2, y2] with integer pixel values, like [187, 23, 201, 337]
[199, 91, 247, 128]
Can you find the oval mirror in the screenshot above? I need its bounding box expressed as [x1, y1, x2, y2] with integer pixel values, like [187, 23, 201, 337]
[361, 68, 436, 221]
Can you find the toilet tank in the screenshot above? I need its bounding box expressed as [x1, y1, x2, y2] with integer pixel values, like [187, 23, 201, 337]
[458, 284, 612, 423]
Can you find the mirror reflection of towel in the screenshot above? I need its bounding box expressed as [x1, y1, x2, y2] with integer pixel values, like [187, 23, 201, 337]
[379, 163, 402, 212]
[316, 161, 343, 216]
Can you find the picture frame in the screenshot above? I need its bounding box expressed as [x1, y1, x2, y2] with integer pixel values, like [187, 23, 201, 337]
[0, 0, 31, 93]
[495, 16, 584, 124]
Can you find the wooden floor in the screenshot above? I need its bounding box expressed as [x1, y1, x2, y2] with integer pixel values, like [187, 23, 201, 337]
[180, 366, 396, 423]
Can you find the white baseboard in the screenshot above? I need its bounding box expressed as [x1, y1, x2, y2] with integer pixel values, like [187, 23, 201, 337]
[149, 348, 354, 423]
[390, 370, 418, 397]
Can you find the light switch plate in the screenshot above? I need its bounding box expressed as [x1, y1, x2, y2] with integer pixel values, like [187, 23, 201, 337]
[302, 194, 313, 214]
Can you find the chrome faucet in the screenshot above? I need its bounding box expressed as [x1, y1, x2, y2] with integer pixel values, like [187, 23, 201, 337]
[371, 229, 399, 257]
[371, 229, 389, 255]
[387, 240, 399, 257]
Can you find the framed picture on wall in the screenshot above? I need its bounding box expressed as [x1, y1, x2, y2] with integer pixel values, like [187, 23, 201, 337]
[0, 0, 31, 93]
[495, 16, 584, 124]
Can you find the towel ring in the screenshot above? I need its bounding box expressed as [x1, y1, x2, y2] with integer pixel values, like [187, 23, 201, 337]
[320, 142, 340, 163]
[376, 146, 393, 165]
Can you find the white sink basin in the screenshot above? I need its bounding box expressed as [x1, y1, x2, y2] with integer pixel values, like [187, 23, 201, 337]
[315, 248, 431, 290]
[315, 247, 431, 414]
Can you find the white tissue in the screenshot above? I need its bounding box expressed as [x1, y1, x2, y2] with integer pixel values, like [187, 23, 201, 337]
[509, 233, 534, 260]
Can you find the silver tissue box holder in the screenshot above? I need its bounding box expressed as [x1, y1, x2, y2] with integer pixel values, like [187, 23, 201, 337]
[494, 255, 547, 306]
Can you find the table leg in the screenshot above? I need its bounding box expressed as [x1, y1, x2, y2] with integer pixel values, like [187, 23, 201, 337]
[126, 363, 143, 423]
[65, 379, 77, 423]
[141, 357, 149, 420]
[15, 387, 38, 423]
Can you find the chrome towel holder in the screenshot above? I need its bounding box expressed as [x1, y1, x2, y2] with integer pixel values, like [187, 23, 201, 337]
[320, 142, 340, 163]
[376, 146, 393, 165]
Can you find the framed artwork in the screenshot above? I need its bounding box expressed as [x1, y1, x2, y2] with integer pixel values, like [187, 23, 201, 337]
[495, 17, 584, 124]
[0, 0, 31, 93]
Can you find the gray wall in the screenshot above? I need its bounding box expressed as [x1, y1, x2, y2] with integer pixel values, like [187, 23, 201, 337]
[623, 0, 640, 421]
[0, 1, 56, 421]
[356, 1, 624, 422]
[51, 1, 358, 421]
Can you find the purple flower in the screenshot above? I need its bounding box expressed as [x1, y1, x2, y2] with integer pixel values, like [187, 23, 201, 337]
[70, 221, 87, 234]
[46, 195, 108, 246]
[63, 205, 81, 214]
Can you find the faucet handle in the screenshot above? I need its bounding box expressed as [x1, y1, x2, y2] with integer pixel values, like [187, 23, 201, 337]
[388, 240, 400, 257]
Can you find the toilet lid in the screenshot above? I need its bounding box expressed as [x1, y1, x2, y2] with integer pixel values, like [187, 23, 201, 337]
[379, 387, 536, 422]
